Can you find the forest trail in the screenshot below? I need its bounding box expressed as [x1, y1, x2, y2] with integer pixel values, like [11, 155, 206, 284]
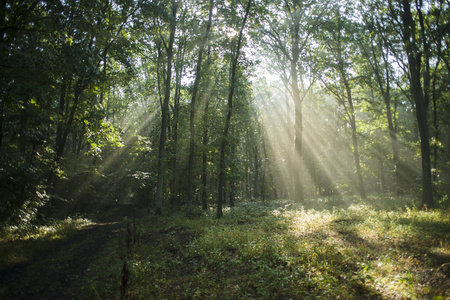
[0, 203, 145, 300]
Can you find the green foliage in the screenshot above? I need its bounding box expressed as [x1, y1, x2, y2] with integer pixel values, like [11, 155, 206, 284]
[84, 118, 124, 159]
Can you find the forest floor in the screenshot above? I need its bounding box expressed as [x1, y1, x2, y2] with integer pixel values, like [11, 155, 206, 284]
[0, 203, 146, 299]
[0, 196, 449, 299]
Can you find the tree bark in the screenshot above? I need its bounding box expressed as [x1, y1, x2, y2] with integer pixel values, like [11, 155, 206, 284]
[431, 59, 440, 183]
[201, 123, 209, 210]
[217, 0, 251, 218]
[187, 0, 214, 216]
[342, 76, 366, 198]
[155, 1, 178, 215]
[335, 15, 365, 198]
[367, 37, 401, 194]
[290, 8, 304, 203]
[169, 34, 186, 210]
[399, 0, 433, 208]
[55, 79, 83, 162]
[253, 144, 259, 199]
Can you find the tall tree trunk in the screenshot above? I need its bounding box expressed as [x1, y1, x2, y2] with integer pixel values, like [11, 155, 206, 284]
[280, 77, 294, 199]
[335, 14, 365, 198]
[244, 130, 250, 200]
[55, 78, 68, 160]
[54, 79, 83, 162]
[230, 130, 236, 207]
[368, 38, 401, 194]
[341, 75, 366, 198]
[187, 0, 214, 216]
[169, 34, 186, 210]
[290, 12, 304, 203]
[382, 68, 401, 195]
[46, 79, 82, 190]
[201, 123, 209, 210]
[262, 137, 267, 201]
[155, 1, 178, 215]
[399, 0, 433, 208]
[217, 0, 251, 218]
[201, 48, 213, 210]
[431, 59, 440, 183]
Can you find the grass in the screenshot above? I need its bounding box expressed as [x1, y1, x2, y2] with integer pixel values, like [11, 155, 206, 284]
[0, 216, 92, 270]
[85, 195, 450, 299]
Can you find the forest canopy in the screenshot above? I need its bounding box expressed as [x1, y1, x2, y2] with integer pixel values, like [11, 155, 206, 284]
[0, 0, 449, 225]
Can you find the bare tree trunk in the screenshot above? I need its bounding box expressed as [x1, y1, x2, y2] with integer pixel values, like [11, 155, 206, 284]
[431, 59, 440, 183]
[369, 38, 401, 194]
[342, 77, 366, 198]
[290, 10, 304, 203]
[169, 34, 186, 210]
[187, 0, 214, 216]
[253, 144, 259, 199]
[399, 0, 433, 208]
[201, 102, 210, 210]
[335, 14, 365, 198]
[217, 0, 251, 218]
[155, 1, 178, 215]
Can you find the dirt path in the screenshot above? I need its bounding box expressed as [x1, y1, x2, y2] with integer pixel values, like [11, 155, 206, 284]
[0, 203, 145, 300]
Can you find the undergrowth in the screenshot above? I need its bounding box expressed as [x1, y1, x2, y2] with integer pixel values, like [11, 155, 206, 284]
[3, 195, 448, 299]
[0, 217, 92, 269]
[85, 195, 450, 299]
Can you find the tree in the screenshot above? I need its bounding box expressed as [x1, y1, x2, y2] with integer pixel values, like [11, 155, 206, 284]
[217, 0, 252, 218]
[387, 0, 435, 207]
[257, 0, 324, 202]
[187, 0, 214, 216]
[313, 4, 366, 198]
[357, 2, 403, 194]
[155, 0, 179, 215]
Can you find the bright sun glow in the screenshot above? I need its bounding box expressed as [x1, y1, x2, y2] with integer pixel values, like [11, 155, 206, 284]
[253, 53, 420, 200]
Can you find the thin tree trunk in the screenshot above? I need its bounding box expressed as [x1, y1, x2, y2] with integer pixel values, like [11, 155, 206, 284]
[262, 137, 267, 201]
[201, 124, 209, 210]
[229, 187, 235, 206]
[201, 49, 213, 210]
[369, 39, 401, 194]
[217, 0, 251, 218]
[431, 59, 440, 183]
[55, 79, 83, 162]
[290, 12, 304, 203]
[155, 1, 178, 215]
[336, 15, 365, 198]
[244, 130, 250, 200]
[281, 77, 293, 199]
[169, 34, 186, 211]
[253, 144, 259, 199]
[342, 76, 366, 198]
[55, 78, 68, 160]
[187, 0, 214, 216]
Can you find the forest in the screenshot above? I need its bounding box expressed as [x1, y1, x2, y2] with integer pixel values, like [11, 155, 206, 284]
[0, 0, 449, 299]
